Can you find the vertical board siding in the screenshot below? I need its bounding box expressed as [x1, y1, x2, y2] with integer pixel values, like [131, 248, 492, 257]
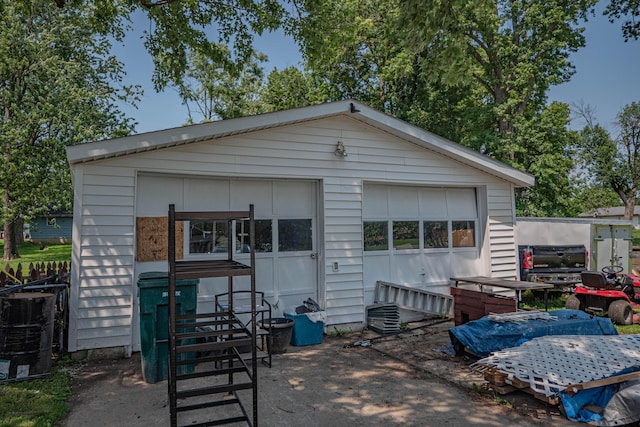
[323, 178, 365, 325]
[70, 116, 523, 350]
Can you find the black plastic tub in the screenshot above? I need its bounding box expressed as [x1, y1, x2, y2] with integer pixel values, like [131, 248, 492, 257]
[259, 318, 295, 354]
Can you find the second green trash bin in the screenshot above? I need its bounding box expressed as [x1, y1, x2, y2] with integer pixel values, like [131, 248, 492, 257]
[137, 272, 198, 384]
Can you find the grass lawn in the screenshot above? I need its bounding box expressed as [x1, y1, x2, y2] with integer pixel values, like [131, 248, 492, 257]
[0, 241, 71, 272]
[0, 365, 73, 427]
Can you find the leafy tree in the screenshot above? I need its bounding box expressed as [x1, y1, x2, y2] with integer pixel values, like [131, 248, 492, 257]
[577, 102, 640, 220]
[177, 48, 268, 123]
[291, 0, 425, 115]
[0, 0, 288, 260]
[570, 182, 620, 217]
[74, 0, 286, 91]
[261, 66, 330, 112]
[605, 0, 640, 41]
[400, 0, 596, 161]
[1, 2, 137, 260]
[512, 103, 578, 216]
[292, 0, 585, 216]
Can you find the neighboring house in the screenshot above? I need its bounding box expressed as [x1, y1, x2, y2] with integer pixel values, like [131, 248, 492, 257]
[580, 207, 640, 229]
[65, 100, 534, 355]
[28, 211, 73, 244]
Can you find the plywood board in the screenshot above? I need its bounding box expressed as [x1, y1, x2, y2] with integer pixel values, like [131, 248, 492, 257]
[136, 217, 183, 262]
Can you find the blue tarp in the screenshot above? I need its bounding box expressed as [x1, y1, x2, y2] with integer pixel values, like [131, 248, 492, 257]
[559, 366, 640, 423]
[449, 309, 618, 358]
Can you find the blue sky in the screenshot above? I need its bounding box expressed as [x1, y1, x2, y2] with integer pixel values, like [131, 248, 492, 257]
[116, 9, 639, 136]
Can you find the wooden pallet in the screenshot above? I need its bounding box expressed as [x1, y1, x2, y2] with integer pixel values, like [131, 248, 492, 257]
[480, 367, 559, 405]
[473, 335, 640, 409]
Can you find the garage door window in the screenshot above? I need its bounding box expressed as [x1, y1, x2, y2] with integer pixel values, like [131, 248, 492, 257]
[278, 219, 312, 252]
[363, 221, 388, 251]
[234, 219, 273, 253]
[452, 220, 475, 248]
[393, 221, 419, 250]
[424, 221, 448, 249]
[189, 221, 228, 254]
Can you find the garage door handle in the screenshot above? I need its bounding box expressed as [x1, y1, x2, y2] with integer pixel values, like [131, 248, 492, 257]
[310, 253, 317, 259]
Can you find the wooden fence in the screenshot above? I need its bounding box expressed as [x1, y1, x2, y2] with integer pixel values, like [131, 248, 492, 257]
[0, 261, 70, 286]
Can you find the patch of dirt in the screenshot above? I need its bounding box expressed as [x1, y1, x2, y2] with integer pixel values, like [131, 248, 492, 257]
[64, 320, 574, 426]
[343, 320, 570, 425]
[67, 353, 144, 396]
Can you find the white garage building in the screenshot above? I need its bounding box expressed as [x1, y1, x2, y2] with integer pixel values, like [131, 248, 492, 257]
[65, 100, 534, 355]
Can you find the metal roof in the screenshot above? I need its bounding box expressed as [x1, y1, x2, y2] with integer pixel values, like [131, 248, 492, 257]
[65, 99, 535, 187]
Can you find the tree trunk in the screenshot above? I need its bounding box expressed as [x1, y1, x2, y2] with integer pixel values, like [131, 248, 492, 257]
[623, 196, 636, 221]
[2, 189, 18, 260]
[14, 217, 25, 246]
[3, 221, 18, 260]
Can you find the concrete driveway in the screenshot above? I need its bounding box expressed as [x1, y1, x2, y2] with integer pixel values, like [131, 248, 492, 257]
[63, 321, 572, 427]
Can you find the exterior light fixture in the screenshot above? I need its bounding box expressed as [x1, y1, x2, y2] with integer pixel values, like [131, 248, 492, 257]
[334, 141, 348, 158]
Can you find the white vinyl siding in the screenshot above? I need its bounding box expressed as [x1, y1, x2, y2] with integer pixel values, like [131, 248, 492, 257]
[323, 178, 364, 325]
[69, 114, 522, 350]
[69, 165, 136, 352]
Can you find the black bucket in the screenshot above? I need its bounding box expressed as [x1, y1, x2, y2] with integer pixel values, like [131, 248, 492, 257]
[0, 292, 55, 381]
[260, 318, 295, 354]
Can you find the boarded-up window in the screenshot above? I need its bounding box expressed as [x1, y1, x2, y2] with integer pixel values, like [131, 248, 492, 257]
[136, 217, 184, 262]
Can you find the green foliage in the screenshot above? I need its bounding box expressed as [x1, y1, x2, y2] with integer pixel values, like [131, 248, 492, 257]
[605, 0, 640, 41]
[576, 101, 640, 219]
[177, 48, 268, 123]
[291, 0, 592, 216]
[520, 290, 569, 311]
[569, 182, 620, 218]
[116, 0, 286, 91]
[0, 366, 72, 427]
[398, 0, 596, 216]
[328, 327, 350, 337]
[261, 67, 330, 112]
[0, 2, 138, 259]
[513, 103, 578, 216]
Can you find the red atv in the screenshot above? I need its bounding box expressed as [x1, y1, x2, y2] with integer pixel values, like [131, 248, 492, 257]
[565, 265, 640, 325]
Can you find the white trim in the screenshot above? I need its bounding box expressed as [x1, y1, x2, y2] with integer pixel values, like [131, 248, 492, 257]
[68, 165, 84, 352]
[66, 100, 534, 188]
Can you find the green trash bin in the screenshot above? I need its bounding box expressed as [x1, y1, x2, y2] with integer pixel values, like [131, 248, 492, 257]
[137, 272, 198, 384]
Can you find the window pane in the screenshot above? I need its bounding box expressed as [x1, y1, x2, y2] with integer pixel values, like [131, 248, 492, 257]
[424, 221, 448, 248]
[452, 220, 475, 248]
[363, 221, 388, 251]
[235, 220, 249, 253]
[278, 219, 312, 252]
[235, 219, 273, 253]
[393, 221, 419, 250]
[189, 221, 228, 254]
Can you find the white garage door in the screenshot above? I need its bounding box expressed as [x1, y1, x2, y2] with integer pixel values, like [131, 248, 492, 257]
[136, 175, 318, 316]
[362, 184, 481, 300]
